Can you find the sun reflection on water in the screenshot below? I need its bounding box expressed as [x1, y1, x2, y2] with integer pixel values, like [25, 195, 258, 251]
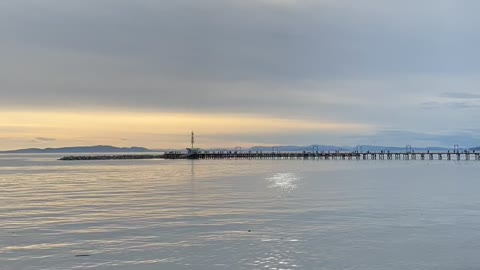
[267, 173, 300, 192]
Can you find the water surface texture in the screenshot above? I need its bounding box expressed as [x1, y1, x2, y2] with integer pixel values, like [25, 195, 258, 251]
[1, 154, 480, 269]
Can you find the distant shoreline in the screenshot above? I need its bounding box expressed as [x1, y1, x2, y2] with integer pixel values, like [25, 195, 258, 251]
[1, 144, 478, 154]
[0, 145, 153, 154]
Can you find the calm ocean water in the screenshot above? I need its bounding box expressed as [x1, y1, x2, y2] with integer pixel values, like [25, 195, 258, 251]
[1, 154, 480, 270]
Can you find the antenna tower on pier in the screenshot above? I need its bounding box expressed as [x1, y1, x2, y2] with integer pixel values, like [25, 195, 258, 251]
[191, 131, 195, 149]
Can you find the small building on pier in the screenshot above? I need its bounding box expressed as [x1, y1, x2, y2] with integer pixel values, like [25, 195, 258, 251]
[186, 148, 201, 155]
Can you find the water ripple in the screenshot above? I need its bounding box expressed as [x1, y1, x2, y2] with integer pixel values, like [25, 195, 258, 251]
[2, 157, 480, 269]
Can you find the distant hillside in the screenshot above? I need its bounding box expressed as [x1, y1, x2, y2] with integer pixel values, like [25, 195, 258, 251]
[1, 144, 469, 154]
[0, 145, 152, 154]
[354, 145, 451, 153]
[249, 145, 349, 152]
[248, 145, 453, 153]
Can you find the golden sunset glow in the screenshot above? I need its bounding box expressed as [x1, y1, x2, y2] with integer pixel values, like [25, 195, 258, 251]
[0, 109, 373, 150]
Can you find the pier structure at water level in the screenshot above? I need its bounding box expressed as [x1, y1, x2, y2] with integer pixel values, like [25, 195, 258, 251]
[171, 135, 478, 161]
[181, 150, 480, 161]
[59, 150, 480, 161]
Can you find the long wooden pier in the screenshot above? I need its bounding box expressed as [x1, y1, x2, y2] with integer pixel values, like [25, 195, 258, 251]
[60, 151, 480, 161]
[189, 151, 479, 161]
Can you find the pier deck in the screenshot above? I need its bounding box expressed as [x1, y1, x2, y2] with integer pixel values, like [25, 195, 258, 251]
[191, 151, 479, 161]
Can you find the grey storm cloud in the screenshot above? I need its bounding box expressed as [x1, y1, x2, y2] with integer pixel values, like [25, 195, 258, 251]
[3, 0, 480, 78]
[1, 0, 480, 146]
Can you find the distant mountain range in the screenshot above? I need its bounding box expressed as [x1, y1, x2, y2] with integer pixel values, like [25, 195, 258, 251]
[234, 145, 473, 153]
[346, 145, 453, 153]
[0, 144, 477, 154]
[0, 145, 152, 154]
[249, 145, 348, 152]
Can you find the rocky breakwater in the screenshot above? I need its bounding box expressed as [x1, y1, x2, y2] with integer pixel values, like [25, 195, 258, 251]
[59, 154, 165, 161]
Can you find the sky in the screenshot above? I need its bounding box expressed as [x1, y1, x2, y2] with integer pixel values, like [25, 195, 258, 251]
[1, 0, 480, 150]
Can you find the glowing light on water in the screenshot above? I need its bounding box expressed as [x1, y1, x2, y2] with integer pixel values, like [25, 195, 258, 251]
[267, 173, 299, 191]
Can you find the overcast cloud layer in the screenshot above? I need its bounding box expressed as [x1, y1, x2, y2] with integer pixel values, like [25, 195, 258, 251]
[1, 0, 480, 147]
